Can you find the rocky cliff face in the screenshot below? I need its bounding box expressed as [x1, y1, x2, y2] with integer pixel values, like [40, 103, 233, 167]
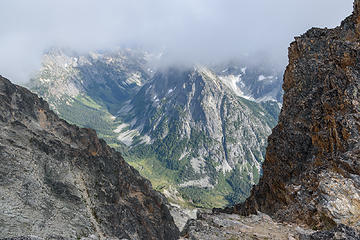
[226, 0, 360, 230]
[181, 210, 360, 240]
[0, 76, 179, 239]
[118, 66, 279, 207]
[122, 66, 278, 173]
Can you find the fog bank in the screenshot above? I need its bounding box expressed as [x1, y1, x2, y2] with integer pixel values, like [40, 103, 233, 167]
[0, 0, 353, 82]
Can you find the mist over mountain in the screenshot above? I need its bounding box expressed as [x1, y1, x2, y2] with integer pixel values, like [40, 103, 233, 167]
[26, 48, 282, 210]
[0, 0, 353, 82]
[3, 0, 360, 239]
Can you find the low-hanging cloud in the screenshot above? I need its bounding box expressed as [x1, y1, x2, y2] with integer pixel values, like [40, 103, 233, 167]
[0, 0, 353, 82]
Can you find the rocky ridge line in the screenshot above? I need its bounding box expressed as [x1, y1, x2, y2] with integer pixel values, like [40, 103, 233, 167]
[0, 75, 179, 239]
[223, 0, 360, 230]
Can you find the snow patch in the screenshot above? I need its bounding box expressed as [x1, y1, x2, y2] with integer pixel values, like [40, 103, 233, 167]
[258, 75, 266, 81]
[126, 72, 143, 86]
[190, 158, 205, 174]
[216, 161, 233, 173]
[219, 74, 253, 100]
[114, 123, 151, 146]
[140, 134, 152, 144]
[114, 123, 129, 133]
[153, 95, 160, 102]
[179, 151, 189, 161]
[179, 176, 213, 188]
[255, 96, 277, 103]
[197, 66, 217, 80]
[241, 67, 247, 74]
[258, 75, 274, 81]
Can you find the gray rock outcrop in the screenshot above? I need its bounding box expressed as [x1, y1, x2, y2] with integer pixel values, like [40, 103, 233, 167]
[225, 0, 360, 231]
[0, 76, 179, 239]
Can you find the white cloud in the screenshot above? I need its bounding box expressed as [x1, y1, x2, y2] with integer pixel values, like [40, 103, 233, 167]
[0, 0, 353, 82]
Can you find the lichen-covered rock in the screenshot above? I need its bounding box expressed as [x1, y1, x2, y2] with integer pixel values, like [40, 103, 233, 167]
[0, 76, 179, 239]
[225, 0, 360, 230]
[180, 210, 313, 240]
[299, 224, 360, 240]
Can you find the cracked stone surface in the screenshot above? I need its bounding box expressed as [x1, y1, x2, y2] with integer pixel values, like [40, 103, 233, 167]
[0, 76, 179, 240]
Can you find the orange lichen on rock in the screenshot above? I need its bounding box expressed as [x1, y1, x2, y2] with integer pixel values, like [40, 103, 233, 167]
[224, 0, 360, 231]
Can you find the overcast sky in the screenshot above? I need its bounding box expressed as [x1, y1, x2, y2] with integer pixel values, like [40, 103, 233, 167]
[0, 0, 354, 82]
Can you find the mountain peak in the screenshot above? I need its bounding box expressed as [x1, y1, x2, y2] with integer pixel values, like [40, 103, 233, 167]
[28, 48, 282, 208]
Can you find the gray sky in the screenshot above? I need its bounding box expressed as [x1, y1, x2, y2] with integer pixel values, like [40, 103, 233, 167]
[0, 0, 354, 82]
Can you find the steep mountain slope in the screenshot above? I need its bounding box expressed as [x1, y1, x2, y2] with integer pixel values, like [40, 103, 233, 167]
[225, 0, 360, 230]
[30, 48, 153, 112]
[117, 66, 279, 207]
[28, 50, 282, 208]
[28, 48, 153, 150]
[0, 75, 179, 239]
[213, 60, 283, 102]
